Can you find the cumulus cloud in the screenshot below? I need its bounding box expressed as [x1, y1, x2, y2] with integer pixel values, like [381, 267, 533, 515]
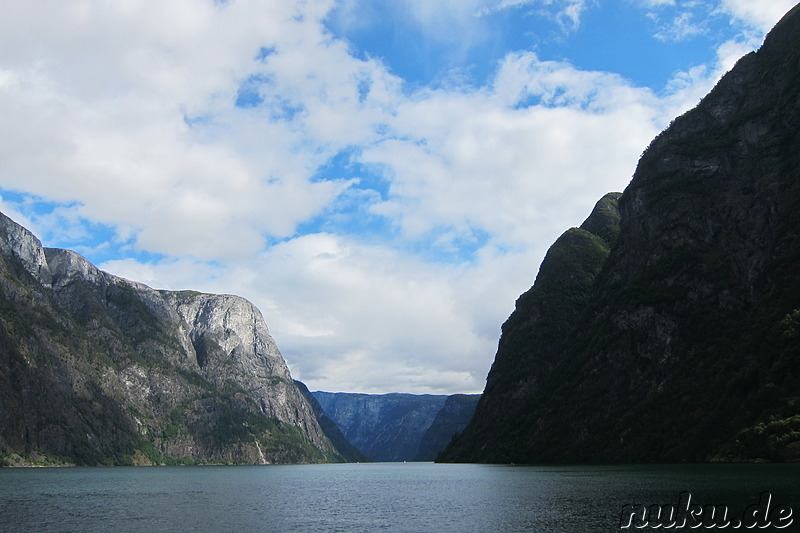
[1, 0, 794, 393]
[361, 50, 719, 255]
[0, 0, 389, 260]
[720, 0, 798, 33]
[101, 231, 539, 394]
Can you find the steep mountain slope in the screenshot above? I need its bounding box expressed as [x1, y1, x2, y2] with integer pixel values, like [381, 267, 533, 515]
[414, 394, 479, 461]
[294, 381, 370, 463]
[440, 4, 800, 464]
[312, 392, 437, 461]
[312, 391, 479, 461]
[0, 211, 344, 465]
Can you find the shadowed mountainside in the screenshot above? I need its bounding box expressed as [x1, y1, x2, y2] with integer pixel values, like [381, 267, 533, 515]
[313, 391, 478, 462]
[440, 4, 800, 464]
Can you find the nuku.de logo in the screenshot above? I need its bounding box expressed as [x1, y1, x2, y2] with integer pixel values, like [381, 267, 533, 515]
[620, 491, 794, 529]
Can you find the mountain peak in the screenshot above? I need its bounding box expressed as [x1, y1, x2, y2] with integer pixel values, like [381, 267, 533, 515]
[440, 3, 800, 464]
[0, 211, 347, 465]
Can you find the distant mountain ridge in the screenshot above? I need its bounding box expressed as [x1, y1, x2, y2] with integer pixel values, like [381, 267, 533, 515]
[312, 391, 478, 462]
[416, 394, 481, 461]
[0, 211, 347, 465]
[294, 381, 370, 463]
[440, 4, 800, 464]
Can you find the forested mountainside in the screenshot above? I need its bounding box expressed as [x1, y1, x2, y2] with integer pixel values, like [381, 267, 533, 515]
[0, 211, 347, 466]
[440, 4, 800, 464]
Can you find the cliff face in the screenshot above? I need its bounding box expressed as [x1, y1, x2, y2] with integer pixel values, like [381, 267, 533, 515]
[440, 4, 800, 464]
[416, 394, 479, 461]
[294, 381, 369, 463]
[0, 212, 343, 465]
[312, 391, 479, 461]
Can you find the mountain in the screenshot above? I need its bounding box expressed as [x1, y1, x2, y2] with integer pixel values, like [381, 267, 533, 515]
[0, 211, 347, 466]
[312, 391, 478, 462]
[415, 394, 479, 461]
[312, 392, 446, 461]
[439, 4, 800, 464]
[294, 381, 370, 463]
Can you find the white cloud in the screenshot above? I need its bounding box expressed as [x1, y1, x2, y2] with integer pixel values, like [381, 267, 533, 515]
[2, 0, 794, 394]
[94, 42, 690, 392]
[636, 0, 796, 45]
[0, 0, 391, 261]
[636, 0, 676, 6]
[720, 0, 798, 33]
[333, 0, 593, 63]
[477, 0, 591, 30]
[653, 10, 709, 42]
[361, 51, 708, 253]
[100, 231, 539, 394]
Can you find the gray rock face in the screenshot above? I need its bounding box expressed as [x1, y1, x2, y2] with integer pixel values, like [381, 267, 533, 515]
[164, 291, 331, 450]
[0, 210, 340, 465]
[0, 214, 52, 288]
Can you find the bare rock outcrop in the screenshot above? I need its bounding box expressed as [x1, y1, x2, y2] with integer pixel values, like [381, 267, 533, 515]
[0, 210, 342, 465]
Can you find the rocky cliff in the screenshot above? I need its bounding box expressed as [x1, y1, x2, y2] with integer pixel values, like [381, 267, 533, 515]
[440, 4, 800, 464]
[0, 211, 345, 465]
[312, 392, 478, 461]
[415, 394, 479, 461]
[294, 381, 369, 463]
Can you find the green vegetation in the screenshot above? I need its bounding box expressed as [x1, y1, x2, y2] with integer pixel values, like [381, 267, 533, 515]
[720, 413, 800, 461]
[0, 451, 75, 467]
[780, 309, 800, 339]
[0, 229, 338, 466]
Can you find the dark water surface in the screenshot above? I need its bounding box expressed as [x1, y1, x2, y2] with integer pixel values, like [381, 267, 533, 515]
[1, 462, 798, 532]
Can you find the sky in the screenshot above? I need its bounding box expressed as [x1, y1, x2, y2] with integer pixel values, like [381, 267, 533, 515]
[0, 0, 796, 394]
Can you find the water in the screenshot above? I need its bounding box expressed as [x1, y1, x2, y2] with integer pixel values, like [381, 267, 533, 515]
[1, 462, 799, 532]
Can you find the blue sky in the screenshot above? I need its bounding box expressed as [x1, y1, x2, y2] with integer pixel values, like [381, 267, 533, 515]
[0, 0, 796, 394]
[327, 0, 730, 91]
